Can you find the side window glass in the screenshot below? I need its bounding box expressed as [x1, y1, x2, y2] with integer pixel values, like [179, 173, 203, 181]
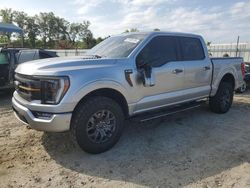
[136, 36, 178, 67]
[180, 37, 205, 60]
[0, 52, 9, 65]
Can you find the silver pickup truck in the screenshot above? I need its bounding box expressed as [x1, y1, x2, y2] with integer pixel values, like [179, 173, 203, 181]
[12, 32, 245, 153]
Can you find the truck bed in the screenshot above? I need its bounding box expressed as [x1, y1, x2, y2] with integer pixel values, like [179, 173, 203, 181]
[210, 57, 244, 94]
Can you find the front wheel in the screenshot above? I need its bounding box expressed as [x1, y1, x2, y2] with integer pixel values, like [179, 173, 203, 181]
[209, 82, 234, 114]
[71, 97, 124, 154]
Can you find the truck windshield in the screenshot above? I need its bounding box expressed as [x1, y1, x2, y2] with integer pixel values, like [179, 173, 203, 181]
[86, 33, 148, 58]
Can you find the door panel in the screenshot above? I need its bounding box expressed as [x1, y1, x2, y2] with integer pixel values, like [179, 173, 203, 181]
[133, 35, 185, 113]
[182, 59, 212, 99]
[178, 37, 212, 99]
[134, 61, 185, 112]
[132, 35, 213, 114]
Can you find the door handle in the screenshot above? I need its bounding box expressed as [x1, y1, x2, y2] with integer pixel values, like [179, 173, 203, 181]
[204, 66, 211, 71]
[172, 69, 183, 74]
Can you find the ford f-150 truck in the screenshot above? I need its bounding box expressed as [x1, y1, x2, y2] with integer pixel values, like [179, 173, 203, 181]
[12, 32, 245, 153]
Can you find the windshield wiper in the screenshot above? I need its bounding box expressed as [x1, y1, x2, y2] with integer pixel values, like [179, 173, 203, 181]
[84, 54, 103, 59]
[93, 54, 102, 58]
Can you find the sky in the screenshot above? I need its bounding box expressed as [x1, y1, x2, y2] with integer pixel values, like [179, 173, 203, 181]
[0, 0, 250, 43]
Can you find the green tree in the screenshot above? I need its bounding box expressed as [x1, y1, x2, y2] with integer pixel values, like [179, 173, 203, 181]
[124, 28, 139, 33]
[83, 29, 95, 48]
[68, 22, 84, 44]
[96, 37, 104, 44]
[0, 8, 14, 23]
[78, 21, 95, 48]
[35, 13, 48, 48]
[26, 17, 39, 47]
[13, 11, 28, 29]
[13, 11, 29, 46]
[35, 12, 59, 48]
[0, 8, 99, 49]
[0, 8, 14, 41]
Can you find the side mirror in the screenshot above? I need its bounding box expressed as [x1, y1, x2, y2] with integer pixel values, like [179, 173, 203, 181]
[140, 63, 155, 87]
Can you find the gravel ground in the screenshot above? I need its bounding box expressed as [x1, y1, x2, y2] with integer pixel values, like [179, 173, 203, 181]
[0, 90, 250, 188]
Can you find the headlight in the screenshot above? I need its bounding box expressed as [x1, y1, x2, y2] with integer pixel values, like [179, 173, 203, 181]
[40, 76, 70, 104]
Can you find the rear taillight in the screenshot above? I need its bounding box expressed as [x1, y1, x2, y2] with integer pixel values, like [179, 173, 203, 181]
[241, 63, 245, 78]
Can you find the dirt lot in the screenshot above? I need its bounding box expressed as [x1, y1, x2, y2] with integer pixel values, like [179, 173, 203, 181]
[0, 90, 250, 188]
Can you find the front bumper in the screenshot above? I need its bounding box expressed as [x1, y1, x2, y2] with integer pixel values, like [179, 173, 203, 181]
[12, 97, 72, 132]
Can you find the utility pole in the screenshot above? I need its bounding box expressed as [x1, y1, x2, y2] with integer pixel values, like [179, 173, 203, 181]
[236, 36, 240, 57]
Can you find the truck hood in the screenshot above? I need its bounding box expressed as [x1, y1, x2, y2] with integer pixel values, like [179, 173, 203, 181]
[15, 56, 118, 76]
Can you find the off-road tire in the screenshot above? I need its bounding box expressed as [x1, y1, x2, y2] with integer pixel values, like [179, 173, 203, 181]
[71, 97, 124, 154]
[209, 82, 234, 114]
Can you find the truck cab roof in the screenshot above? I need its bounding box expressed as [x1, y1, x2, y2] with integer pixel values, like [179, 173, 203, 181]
[119, 31, 203, 39]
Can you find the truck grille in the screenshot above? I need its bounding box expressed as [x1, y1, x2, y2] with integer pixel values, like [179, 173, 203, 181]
[14, 73, 41, 101]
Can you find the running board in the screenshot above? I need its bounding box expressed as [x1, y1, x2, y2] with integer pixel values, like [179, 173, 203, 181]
[131, 101, 206, 123]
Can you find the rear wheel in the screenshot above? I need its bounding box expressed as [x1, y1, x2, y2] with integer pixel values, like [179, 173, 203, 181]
[71, 97, 124, 154]
[209, 82, 234, 114]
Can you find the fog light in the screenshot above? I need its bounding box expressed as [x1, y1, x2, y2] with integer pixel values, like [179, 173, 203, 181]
[33, 111, 53, 119]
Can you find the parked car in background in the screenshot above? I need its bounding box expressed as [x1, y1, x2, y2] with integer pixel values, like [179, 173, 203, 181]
[0, 48, 57, 90]
[236, 62, 250, 93]
[12, 32, 245, 154]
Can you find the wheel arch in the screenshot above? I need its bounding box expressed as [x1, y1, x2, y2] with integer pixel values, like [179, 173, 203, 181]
[211, 71, 236, 96]
[220, 73, 235, 89]
[72, 86, 129, 123]
[73, 81, 129, 122]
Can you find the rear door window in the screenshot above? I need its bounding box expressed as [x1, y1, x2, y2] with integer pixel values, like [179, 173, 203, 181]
[179, 37, 205, 60]
[136, 36, 178, 67]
